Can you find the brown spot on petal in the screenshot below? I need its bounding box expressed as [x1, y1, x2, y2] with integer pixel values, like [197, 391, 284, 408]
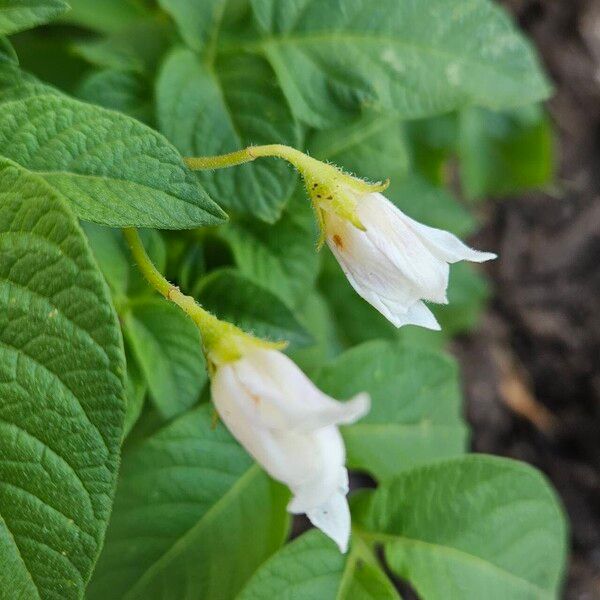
[333, 234, 344, 249]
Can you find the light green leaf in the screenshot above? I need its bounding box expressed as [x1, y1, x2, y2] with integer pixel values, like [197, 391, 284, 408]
[78, 69, 154, 124]
[0, 0, 68, 36]
[355, 455, 567, 599]
[124, 298, 206, 419]
[156, 47, 299, 222]
[87, 404, 290, 600]
[219, 188, 318, 307]
[195, 268, 313, 348]
[158, 0, 226, 51]
[249, 0, 551, 127]
[238, 529, 400, 600]
[0, 158, 125, 598]
[315, 340, 467, 481]
[459, 104, 554, 200]
[0, 63, 225, 228]
[308, 111, 410, 182]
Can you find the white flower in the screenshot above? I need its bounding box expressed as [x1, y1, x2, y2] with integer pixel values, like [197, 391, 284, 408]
[323, 191, 496, 330]
[211, 346, 370, 553]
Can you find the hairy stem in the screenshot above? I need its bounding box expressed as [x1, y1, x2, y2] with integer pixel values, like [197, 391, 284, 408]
[122, 227, 223, 350]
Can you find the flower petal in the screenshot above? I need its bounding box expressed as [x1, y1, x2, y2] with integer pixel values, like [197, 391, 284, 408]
[402, 216, 497, 264]
[306, 491, 351, 553]
[231, 349, 370, 432]
[357, 193, 450, 303]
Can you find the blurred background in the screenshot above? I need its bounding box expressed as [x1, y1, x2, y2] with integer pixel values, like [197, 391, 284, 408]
[459, 2, 600, 597]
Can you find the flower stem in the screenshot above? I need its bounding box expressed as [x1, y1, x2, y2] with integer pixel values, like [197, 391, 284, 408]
[122, 227, 223, 351]
[184, 144, 321, 177]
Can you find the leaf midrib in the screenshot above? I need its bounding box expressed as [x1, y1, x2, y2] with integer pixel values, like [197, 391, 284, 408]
[124, 463, 261, 598]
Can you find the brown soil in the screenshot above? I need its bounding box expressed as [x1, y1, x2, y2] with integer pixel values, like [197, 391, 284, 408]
[457, 2, 600, 597]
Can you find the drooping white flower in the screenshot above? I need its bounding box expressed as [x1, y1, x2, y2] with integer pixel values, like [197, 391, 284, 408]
[211, 346, 370, 553]
[322, 191, 496, 330]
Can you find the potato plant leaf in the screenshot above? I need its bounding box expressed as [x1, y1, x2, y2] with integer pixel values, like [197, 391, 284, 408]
[0, 158, 125, 599]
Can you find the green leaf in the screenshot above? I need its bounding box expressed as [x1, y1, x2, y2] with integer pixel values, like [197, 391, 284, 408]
[289, 291, 341, 375]
[459, 104, 554, 200]
[355, 455, 567, 599]
[158, 0, 226, 51]
[87, 404, 290, 600]
[0, 0, 68, 36]
[433, 262, 490, 335]
[195, 268, 313, 348]
[73, 19, 173, 75]
[8, 29, 90, 93]
[239, 529, 400, 600]
[124, 343, 147, 436]
[156, 47, 299, 222]
[58, 0, 146, 33]
[123, 298, 207, 419]
[315, 340, 467, 481]
[219, 188, 318, 308]
[0, 36, 17, 63]
[249, 0, 551, 127]
[0, 158, 125, 598]
[78, 69, 154, 124]
[308, 111, 410, 182]
[0, 62, 226, 228]
[82, 225, 166, 300]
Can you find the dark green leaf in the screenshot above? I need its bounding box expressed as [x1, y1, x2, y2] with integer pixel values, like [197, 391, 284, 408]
[59, 0, 146, 33]
[0, 36, 17, 63]
[78, 69, 154, 124]
[73, 19, 173, 75]
[0, 62, 225, 228]
[87, 404, 290, 600]
[195, 268, 313, 348]
[123, 298, 207, 419]
[0, 0, 68, 36]
[156, 47, 299, 222]
[308, 111, 410, 182]
[219, 188, 318, 307]
[0, 158, 125, 598]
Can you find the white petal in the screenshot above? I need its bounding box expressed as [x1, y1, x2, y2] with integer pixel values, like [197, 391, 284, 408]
[402, 216, 497, 264]
[358, 193, 450, 302]
[232, 349, 370, 432]
[306, 491, 351, 553]
[393, 301, 441, 330]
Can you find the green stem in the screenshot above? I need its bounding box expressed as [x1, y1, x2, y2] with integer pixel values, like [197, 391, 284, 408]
[184, 143, 322, 176]
[122, 228, 224, 351]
